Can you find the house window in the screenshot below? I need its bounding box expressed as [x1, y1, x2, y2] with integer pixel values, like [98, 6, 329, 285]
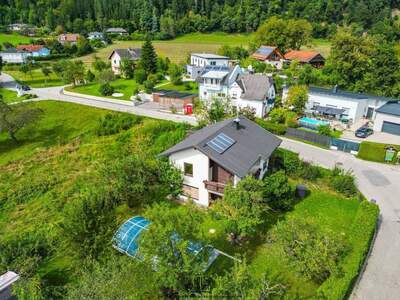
[210, 61, 216, 65]
[184, 163, 193, 177]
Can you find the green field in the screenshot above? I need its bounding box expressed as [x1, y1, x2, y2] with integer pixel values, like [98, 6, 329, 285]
[5, 69, 64, 88]
[0, 33, 34, 46]
[65, 78, 142, 101]
[159, 81, 198, 94]
[80, 32, 253, 65]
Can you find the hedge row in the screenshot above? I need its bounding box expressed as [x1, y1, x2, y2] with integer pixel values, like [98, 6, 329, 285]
[317, 200, 379, 299]
[256, 119, 287, 135]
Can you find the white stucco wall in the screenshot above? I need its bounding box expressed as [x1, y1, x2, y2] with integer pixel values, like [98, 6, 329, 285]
[373, 112, 400, 132]
[191, 55, 229, 67]
[169, 148, 210, 206]
[236, 99, 265, 118]
[110, 52, 121, 74]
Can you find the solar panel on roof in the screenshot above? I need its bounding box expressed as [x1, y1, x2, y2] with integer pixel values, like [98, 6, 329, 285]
[206, 133, 235, 154]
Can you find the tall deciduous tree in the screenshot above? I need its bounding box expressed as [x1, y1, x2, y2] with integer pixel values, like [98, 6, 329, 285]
[286, 85, 308, 114]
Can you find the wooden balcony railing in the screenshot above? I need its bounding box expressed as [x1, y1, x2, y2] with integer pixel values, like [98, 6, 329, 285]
[203, 180, 226, 194]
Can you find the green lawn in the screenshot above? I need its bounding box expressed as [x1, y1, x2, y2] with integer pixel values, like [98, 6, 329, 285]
[65, 78, 141, 101]
[303, 38, 332, 58]
[6, 69, 64, 88]
[358, 141, 399, 163]
[0, 33, 34, 46]
[0, 88, 31, 104]
[159, 81, 198, 94]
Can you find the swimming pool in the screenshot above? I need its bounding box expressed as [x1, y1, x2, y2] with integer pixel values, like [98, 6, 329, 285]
[299, 117, 329, 128]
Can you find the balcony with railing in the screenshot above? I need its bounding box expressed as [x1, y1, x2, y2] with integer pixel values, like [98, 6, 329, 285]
[203, 180, 226, 195]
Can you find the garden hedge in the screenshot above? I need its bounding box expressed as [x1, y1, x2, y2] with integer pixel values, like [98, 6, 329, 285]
[317, 200, 379, 299]
[256, 119, 287, 135]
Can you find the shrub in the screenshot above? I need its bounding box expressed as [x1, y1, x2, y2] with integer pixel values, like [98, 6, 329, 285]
[134, 68, 147, 84]
[143, 79, 155, 93]
[330, 166, 357, 197]
[318, 125, 332, 136]
[317, 201, 379, 299]
[95, 113, 143, 136]
[263, 171, 294, 210]
[99, 82, 114, 96]
[256, 119, 287, 135]
[98, 69, 116, 84]
[269, 107, 288, 124]
[281, 150, 302, 175]
[300, 161, 322, 181]
[270, 218, 348, 284]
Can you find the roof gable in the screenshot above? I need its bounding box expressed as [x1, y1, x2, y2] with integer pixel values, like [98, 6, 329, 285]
[284, 50, 325, 63]
[161, 117, 282, 177]
[252, 46, 283, 61]
[376, 101, 400, 117]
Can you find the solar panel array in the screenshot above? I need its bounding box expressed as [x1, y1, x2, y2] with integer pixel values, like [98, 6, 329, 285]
[206, 133, 236, 154]
[257, 46, 274, 56]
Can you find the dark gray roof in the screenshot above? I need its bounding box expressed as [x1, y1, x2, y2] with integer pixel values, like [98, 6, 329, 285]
[254, 46, 276, 57]
[161, 117, 282, 178]
[309, 86, 399, 102]
[109, 48, 141, 60]
[376, 101, 400, 117]
[237, 74, 273, 101]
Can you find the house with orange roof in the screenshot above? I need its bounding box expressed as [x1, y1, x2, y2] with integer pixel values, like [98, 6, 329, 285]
[284, 50, 325, 67]
[251, 46, 285, 69]
[16, 44, 50, 57]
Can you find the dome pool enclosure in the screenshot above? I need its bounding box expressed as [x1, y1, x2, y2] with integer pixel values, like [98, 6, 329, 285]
[112, 216, 221, 270]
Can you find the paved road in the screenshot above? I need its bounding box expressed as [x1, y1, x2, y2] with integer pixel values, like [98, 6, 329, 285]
[0, 73, 197, 125]
[2, 72, 400, 298]
[281, 138, 400, 300]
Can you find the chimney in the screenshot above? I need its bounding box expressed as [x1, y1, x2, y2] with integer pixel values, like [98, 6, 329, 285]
[234, 117, 241, 130]
[333, 84, 338, 93]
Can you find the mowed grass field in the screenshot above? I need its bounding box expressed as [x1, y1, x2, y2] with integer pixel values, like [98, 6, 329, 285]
[303, 38, 332, 58]
[80, 32, 254, 65]
[6, 69, 64, 88]
[0, 33, 35, 46]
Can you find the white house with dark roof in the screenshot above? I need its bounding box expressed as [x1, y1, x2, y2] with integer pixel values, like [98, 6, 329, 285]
[186, 53, 230, 80]
[88, 32, 105, 41]
[199, 65, 276, 118]
[161, 117, 282, 206]
[0, 48, 29, 63]
[109, 48, 141, 74]
[373, 101, 400, 136]
[283, 86, 396, 124]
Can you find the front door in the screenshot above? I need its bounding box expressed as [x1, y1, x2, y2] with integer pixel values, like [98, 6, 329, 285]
[366, 107, 374, 119]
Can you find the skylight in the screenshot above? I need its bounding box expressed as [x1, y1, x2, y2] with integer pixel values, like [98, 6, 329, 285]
[206, 133, 235, 154]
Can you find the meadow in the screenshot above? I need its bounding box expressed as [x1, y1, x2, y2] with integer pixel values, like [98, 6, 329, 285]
[79, 32, 254, 65]
[0, 100, 376, 299]
[0, 33, 34, 46]
[5, 69, 64, 88]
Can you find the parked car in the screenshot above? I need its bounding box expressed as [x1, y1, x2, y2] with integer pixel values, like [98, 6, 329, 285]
[355, 127, 373, 138]
[21, 85, 31, 91]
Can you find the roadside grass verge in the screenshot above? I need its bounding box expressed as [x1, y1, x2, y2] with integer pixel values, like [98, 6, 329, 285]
[5, 70, 64, 88]
[159, 81, 198, 94]
[0, 88, 32, 104]
[357, 141, 399, 164]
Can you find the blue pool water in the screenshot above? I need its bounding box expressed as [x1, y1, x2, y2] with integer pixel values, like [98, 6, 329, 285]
[299, 117, 329, 127]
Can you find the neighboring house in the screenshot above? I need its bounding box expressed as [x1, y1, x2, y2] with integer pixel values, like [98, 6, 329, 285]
[8, 23, 28, 32]
[199, 65, 276, 118]
[152, 90, 197, 114]
[58, 33, 80, 45]
[161, 117, 282, 206]
[284, 50, 325, 67]
[373, 101, 400, 136]
[108, 48, 141, 74]
[88, 32, 105, 41]
[16, 45, 50, 57]
[251, 46, 284, 69]
[106, 28, 128, 35]
[283, 86, 397, 124]
[0, 48, 29, 63]
[186, 53, 229, 80]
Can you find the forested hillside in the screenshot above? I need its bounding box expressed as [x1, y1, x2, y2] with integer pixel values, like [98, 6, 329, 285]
[0, 0, 397, 36]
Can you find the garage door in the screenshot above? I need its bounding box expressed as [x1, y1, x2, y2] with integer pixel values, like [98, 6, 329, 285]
[382, 121, 400, 136]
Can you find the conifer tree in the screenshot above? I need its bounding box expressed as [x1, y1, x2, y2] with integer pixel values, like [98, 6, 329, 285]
[140, 37, 158, 75]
